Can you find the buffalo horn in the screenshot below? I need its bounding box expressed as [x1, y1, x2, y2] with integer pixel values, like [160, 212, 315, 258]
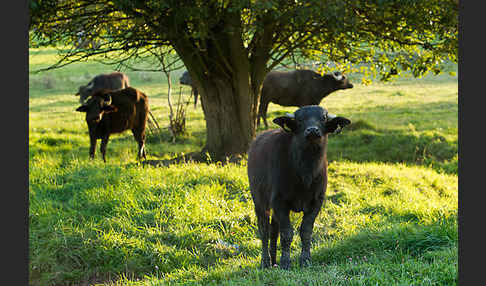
[332, 71, 343, 81]
[103, 93, 112, 106]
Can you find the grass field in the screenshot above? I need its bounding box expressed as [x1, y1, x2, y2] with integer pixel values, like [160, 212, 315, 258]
[29, 47, 458, 285]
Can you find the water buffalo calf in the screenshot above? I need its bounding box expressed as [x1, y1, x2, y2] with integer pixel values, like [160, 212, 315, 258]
[179, 71, 199, 109]
[76, 87, 149, 162]
[248, 105, 351, 269]
[258, 70, 353, 127]
[75, 72, 130, 104]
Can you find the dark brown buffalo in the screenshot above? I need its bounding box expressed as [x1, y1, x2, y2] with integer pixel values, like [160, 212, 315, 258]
[248, 105, 351, 269]
[257, 70, 353, 127]
[75, 72, 130, 104]
[179, 70, 199, 109]
[76, 87, 149, 162]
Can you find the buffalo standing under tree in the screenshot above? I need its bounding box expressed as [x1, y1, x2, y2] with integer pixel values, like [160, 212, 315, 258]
[76, 87, 149, 162]
[248, 105, 351, 269]
[257, 70, 353, 127]
[179, 70, 199, 109]
[75, 72, 130, 104]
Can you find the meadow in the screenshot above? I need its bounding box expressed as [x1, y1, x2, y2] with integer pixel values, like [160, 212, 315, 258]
[29, 47, 458, 285]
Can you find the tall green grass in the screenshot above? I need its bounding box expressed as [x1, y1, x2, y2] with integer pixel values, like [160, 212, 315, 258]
[29, 47, 458, 285]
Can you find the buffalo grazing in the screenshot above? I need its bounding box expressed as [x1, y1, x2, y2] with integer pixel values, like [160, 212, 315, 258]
[179, 71, 199, 109]
[75, 72, 130, 104]
[257, 70, 353, 127]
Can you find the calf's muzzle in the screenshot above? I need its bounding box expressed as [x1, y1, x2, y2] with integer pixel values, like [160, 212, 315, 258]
[304, 126, 322, 139]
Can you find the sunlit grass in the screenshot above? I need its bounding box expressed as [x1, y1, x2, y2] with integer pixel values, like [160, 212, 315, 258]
[29, 47, 457, 286]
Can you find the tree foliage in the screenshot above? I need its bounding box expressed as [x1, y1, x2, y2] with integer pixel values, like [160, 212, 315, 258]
[30, 0, 457, 79]
[30, 0, 458, 159]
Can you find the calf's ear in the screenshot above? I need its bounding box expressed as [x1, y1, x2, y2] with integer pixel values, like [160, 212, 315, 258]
[326, 116, 351, 134]
[273, 114, 297, 132]
[102, 105, 118, 113]
[76, 105, 88, 112]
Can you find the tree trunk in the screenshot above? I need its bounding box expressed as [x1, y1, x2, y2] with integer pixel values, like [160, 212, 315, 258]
[198, 76, 255, 160]
[171, 11, 269, 161]
[171, 56, 266, 161]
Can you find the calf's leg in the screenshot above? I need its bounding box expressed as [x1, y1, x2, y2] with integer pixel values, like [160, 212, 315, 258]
[255, 207, 271, 268]
[269, 213, 280, 266]
[193, 88, 198, 109]
[299, 194, 325, 267]
[132, 129, 146, 160]
[100, 135, 110, 162]
[273, 205, 293, 270]
[257, 99, 270, 128]
[89, 135, 97, 159]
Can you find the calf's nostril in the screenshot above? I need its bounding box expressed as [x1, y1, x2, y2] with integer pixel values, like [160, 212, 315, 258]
[305, 127, 321, 138]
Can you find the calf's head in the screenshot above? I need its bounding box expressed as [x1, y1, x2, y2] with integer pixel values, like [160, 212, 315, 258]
[330, 71, 353, 90]
[273, 105, 351, 144]
[75, 93, 117, 125]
